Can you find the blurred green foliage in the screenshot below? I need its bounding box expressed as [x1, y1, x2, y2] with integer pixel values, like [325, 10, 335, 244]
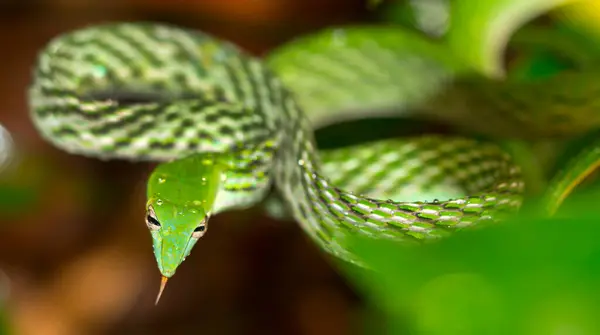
[340, 0, 600, 334]
[0, 312, 8, 335]
[0, 154, 48, 217]
[345, 190, 600, 334]
[0, 125, 42, 216]
[367, 0, 384, 9]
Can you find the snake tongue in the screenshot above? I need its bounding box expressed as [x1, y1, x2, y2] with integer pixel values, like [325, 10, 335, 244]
[155, 275, 169, 305]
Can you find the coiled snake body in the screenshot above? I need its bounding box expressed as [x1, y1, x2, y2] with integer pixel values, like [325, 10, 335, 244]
[29, 23, 526, 292]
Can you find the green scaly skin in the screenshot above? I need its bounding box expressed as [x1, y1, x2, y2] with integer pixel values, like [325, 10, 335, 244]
[28, 22, 524, 280]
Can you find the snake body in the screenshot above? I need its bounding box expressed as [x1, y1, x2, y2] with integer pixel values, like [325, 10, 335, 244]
[29, 23, 525, 266]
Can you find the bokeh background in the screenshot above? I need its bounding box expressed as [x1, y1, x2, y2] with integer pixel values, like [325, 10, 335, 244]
[0, 1, 385, 334]
[5, 0, 600, 334]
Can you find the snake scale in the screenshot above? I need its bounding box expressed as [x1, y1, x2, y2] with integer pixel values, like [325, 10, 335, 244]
[27, 17, 593, 300]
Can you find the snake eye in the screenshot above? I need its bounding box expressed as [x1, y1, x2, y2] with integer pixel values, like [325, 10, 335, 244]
[146, 206, 161, 231]
[191, 220, 207, 239]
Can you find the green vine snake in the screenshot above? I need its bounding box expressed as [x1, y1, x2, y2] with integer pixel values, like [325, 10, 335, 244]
[26, 11, 600, 303]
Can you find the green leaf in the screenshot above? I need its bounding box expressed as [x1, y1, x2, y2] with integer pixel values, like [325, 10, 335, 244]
[447, 0, 574, 78]
[342, 201, 600, 334]
[509, 25, 600, 78]
[539, 130, 600, 215]
[554, 0, 600, 40]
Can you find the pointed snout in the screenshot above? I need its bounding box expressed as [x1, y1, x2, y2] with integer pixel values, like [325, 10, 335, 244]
[153, 230, 196, 278]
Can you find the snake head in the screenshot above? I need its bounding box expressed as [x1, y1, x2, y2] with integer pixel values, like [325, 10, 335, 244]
[145, 198, 208, 278]
[145, 153, 224, 279]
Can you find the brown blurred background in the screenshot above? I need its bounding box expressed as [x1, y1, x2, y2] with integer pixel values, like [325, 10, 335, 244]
[0, 1, 384, 334]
